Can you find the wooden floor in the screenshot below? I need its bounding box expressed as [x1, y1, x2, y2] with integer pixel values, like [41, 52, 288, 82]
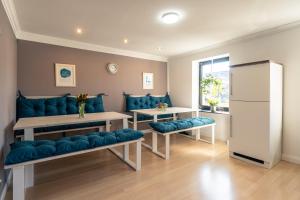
[5, 134, 300, 200]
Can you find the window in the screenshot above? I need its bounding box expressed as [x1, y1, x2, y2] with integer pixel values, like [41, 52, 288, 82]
[199, 56, 230, 112]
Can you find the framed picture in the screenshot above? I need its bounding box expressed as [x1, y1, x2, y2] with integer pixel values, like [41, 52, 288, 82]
[55, 63, 76, 87]
[143, 72, 154, 89]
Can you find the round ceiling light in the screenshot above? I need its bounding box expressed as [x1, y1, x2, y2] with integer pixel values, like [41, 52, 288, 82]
[161, 12, 180, 24]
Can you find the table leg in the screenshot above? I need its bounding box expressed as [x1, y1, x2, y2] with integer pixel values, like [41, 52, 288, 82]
[24, 128, 34, 188]
[106, 120, 110, 132]
[123, 118, 128, 129]
[152, 115, 158, 153]
[133, 112, 137, 130]
[173, 113, 177, 121]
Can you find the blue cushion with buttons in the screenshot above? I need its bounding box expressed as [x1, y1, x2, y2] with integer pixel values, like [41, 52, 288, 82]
[149, 117, 215, 133]
[85, 96, 105, 113]
[126, 96, 151, 112]
[149, 95, 173, 108]
[16, 94, 106, 135]
[66, 97, 78, 114]
[125, 94, 173, 112]
[5, 129, 144, 165]
[45, 97, 67, 116]
[17, 97, 45, 119]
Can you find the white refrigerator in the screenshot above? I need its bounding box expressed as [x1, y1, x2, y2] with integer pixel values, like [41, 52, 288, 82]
[229, 60, 283, 168]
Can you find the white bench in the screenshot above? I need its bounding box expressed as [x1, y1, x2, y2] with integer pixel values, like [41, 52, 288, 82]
[5, 137, 143, 200]
[144, 118, 216, 160]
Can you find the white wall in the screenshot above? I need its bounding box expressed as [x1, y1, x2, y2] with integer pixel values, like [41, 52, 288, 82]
[169, 25, 300, 164]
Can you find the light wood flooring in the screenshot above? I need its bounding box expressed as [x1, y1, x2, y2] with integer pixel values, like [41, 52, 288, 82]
[5, 134, 300, 200]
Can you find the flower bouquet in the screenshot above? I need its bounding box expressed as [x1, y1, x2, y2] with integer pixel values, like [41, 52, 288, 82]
[77, 93, 88, 118]
[156, 102, 168, 111]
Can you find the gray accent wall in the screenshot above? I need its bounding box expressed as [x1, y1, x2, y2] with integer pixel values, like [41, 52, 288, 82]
[17, 40, 168, 112]
[0, 0, 17, 192]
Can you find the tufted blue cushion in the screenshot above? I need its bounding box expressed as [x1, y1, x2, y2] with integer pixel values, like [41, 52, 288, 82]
[149, 117, 215, 133]
[149, 122, 177, 133]
[66, 97, 78, 114]
[6, 129, 144, 165]
[126, 96, 151, 112]
[17, 97, 46, 119]
[149, 95, 173, 108]
[45, 97, 67, 116]
[85, 96, 105, 113]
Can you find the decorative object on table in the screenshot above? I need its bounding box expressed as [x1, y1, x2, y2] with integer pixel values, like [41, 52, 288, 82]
[200, 74, 223, 113]
[156, 102, 168, 111]
[143, 72, 154, 89]
[77, 93, 88, 118]
[106, 63, 118, 74]
[55, 63, 76, 87]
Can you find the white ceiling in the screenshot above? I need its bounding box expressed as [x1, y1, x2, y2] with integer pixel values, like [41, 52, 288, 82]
[10, 0, 300, 60]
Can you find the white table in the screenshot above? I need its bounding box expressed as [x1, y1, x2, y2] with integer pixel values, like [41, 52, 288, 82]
[13, 112, 132, 188]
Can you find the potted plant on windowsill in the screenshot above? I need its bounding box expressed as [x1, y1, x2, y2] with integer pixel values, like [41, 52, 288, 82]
[200, 75, 223, 113]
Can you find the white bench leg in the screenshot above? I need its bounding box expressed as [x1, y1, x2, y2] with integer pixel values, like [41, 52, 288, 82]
[136, 140, 141, 171]
[152, 132, 158, 153]
[123, 144, 129, 161]
[211, 125, 215, 144]
[13, 166, 25, 200]
[165, 134, 170, 160]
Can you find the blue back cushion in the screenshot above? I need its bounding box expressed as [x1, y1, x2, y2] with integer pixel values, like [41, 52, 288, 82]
[149, 95, 173, 108]
[66, 97, 78, 114]
[17, 95, 105, 119]
[17, 97, 46, 119]
[85, 96, 105, 113]
[126, 96, 151, 112]
[45, 97, 67, 116]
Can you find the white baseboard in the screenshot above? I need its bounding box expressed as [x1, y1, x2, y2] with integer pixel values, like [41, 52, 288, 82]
[282, 154, 300, 164]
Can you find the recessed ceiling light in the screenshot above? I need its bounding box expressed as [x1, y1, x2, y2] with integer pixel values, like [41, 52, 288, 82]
[161, 12, 180, 24]
[123, 38, 128, 44]
[76, 28, 82, 34]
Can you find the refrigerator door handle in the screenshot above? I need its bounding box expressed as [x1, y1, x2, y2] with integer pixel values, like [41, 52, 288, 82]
[230, 72, 233, 96]
[230, 115, 233, 138]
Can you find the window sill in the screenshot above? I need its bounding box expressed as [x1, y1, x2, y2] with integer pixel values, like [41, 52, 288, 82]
[199, 109, 230, 115]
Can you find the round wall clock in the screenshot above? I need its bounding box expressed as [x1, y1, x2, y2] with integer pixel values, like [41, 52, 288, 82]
[106, 63, 118, 74]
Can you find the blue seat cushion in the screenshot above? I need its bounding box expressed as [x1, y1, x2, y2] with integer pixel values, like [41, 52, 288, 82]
[149, 122, 177, 133]
[149, 117, 215, 133]
[6, 129, 143, 165]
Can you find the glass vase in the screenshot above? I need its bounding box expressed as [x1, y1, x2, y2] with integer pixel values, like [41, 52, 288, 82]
[79, 103, 86, 118]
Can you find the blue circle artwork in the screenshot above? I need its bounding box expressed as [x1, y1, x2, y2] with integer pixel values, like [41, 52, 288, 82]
[60, 68, 71, 78]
